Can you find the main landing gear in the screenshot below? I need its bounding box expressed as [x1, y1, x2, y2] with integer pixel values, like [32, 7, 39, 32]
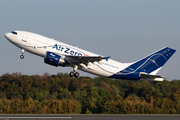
[69, 65, 80, 78]
[69, 71, 79, 78]
[20, 49, 24, 59]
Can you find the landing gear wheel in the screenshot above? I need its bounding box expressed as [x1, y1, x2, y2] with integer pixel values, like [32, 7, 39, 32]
[74, 72, 79, 78]
[20, 55, 24, 59]
[69, 71, 74, 77]
[20, 49, 25, 59]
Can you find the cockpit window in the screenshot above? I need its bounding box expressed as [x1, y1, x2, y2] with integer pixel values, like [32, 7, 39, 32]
[11, 31, 17, 35]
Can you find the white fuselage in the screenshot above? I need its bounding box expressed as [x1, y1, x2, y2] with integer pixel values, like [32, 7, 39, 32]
[5, 31, 130, 77]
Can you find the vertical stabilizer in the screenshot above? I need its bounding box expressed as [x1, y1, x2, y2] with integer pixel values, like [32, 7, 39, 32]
[121, 47, 176, 74]
[110, 47, 176, 80]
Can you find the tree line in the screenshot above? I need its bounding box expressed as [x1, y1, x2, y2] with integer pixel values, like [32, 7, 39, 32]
[0, 72, 179, 114]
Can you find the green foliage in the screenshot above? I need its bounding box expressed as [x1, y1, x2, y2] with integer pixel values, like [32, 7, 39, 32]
[82, 87, 109, 113]
[0, 72, 179, 114]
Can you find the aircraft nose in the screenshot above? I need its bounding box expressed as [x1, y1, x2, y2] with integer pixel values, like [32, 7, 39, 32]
[4, 33, 11, 40]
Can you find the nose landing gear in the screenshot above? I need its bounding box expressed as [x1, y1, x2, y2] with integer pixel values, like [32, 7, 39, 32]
[69, 65, 80, 78]
[20, 49, 24, 59]
[20, 55, 24, 59]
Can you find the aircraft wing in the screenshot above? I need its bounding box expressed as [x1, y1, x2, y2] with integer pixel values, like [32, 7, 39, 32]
[65, 55, 110, 64]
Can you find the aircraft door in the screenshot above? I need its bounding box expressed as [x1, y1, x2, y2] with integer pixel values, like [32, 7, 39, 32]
[22, 33, 29, 43]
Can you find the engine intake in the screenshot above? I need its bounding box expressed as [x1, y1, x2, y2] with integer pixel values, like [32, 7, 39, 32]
[44, 51, 66, 67]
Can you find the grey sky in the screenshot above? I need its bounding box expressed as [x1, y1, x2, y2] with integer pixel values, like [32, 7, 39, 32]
[0, 0, 179, 80]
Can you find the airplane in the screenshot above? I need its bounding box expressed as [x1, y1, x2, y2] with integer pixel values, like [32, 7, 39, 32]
[4, 31, 176, 81]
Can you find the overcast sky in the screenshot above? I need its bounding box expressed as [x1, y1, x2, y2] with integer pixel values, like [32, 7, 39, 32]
[0, 0, 179, 80]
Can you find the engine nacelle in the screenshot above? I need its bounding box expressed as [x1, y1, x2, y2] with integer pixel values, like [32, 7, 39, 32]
[44, 51, 66, 67]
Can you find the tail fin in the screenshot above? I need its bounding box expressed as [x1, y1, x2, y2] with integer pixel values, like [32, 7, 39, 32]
[122, 47, 176, 75]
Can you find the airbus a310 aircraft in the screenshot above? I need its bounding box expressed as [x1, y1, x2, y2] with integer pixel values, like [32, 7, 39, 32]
[5, 31, 176, 81]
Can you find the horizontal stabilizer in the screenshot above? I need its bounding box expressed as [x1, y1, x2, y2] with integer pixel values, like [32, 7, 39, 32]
[140, 73, 165, 81]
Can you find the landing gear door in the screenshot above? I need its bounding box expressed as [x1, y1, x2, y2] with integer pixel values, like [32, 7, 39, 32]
[22, 33, 29, 43]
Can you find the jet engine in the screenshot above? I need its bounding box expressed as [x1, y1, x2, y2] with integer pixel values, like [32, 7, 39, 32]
[44, 51, 67, 67]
